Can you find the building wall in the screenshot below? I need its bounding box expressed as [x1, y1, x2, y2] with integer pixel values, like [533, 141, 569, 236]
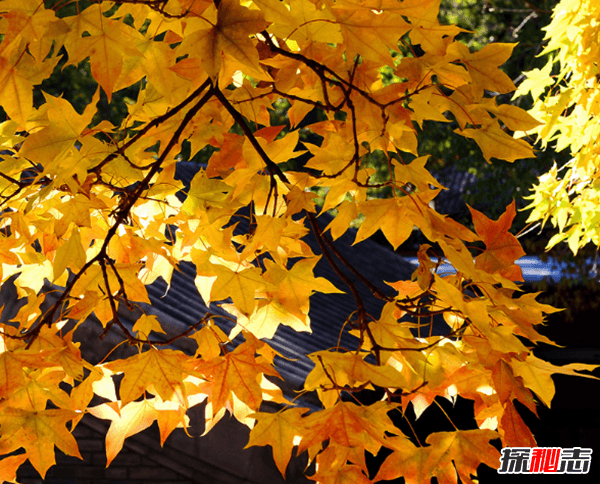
[15, 407, 311, 484]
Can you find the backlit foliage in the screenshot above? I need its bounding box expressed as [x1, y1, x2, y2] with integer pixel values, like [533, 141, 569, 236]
[517, 0, 600, 254]
[0, 0, 596, 482]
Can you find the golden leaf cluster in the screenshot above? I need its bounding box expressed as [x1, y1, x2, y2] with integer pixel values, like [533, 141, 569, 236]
[516, 0, 600, 253]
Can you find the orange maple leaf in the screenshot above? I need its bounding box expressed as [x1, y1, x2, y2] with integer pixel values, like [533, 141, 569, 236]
[469, 200, 525, 281]
[193, 335, 280, 415]
[376, 430, 500, 484]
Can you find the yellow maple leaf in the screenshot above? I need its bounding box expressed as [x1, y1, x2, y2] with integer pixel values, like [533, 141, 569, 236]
[0, 407, 82, 478]
[393, 155, 446, 193]
[426, 429, 501, 483]
[246, 407, 309, 476]
[262, 258, 344, 321]
[0, 348, 60, 397]
[481, 99, 543, 131]
[132, 314, 166, 339]
[331, 6, 411, 64]
[378, 429, 500, 483]
[89, 398, 185, 466]
[312, 461, 373, 484]
[225, 298, 311, 340]
[267, 0, 343, 45]
[104, 348, 191, 408]
[179, 0, 268, 81]
[189, 320, 229, 359]
[0, 39, 59, 126]
[53, 226, 87, 282]
[448, 41, 517, 97]
[510, 354, 599, 407]
[210, 265, 265, 316]
[5, 368, 72, 412]
[64, 5, 143, 100]
[0, 453, 28, 483]
[355, 198, 414, 249]
[457, 119, 535, 163]
[306, 351, 411, 396]
[375, 436, 433, 483]
[298, 401, 394, 460]
[500, 400, 537, 447]
[18, 92, 99, 168]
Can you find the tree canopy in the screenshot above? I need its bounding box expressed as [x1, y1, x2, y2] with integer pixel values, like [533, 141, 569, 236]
[516, 0, 600, 254]
[0, 0, 597, 482]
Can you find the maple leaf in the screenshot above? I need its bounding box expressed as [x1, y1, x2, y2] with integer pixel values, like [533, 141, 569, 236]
[0, 39, 59, 126]
[479, 99, 542, 131]
[132, 314, 166, 339]
[53, 226, 87, 282]
[427, 429, 501, 484]
[469, 200, 526, 281]
[310, 462, 372, 484]
[515, 0, 600, 255]
[306, 351, 412, 396]
[178, 0, 268, 81]
[18, 91, 99, 172]
[298, 400, 395, 471]
[458, 119, 535, 162]
[0, 407, 82, 478]
[376, 430, 500, 484]
[104, 348, 191, 408]
[0, 348, 60, 397]
[375, 436, 435, 483]
[246, 407, 309, 476]
[210, 265, 265, 317]
[63, 4, 144, 100]
[331, 5, 411, 64]
[448, 42, 517, 97]
[510, 354, 599, 407]
[262, 258, 344, 321]
[193, 335, 280, 416]
[354, 198, 414, 249]
[500, 399, 537, 447]
[189, 320, 229, 359]
[89, 397, 189, 465]
[225, 298, 311, 340]
[491, 360, 538, 415]
[0, 453, 28, 483]
[5, 367, 72, 412]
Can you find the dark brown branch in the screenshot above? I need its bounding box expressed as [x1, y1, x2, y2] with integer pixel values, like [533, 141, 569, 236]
[317, 225, 394, 303]
[213, 87, 290, 184]
[89, 78, 211, 174]
[117, 313, 234, 347]
[261, 33, 379, 108]
[307, 213, 366, 319]
[99, 258, 129, 339]
[307, 212, 380, 362]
